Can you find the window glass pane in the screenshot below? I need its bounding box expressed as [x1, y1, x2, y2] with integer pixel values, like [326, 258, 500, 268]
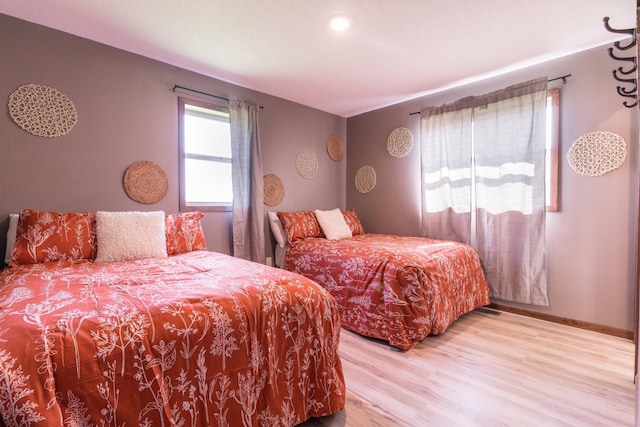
[184, 111, 231, 159]
[185, 159, 232, 204]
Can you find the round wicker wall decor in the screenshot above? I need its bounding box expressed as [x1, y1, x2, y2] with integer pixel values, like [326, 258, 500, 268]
[263, 174, 285, 206]
[567, 130, 627, 177]
[8, 83, 78, 137]
[123, 161, 168, 204]
[387, 127, 413, 158]
[296, 150, 318, 178]
[326, 134, 345, 161]
[355, 166, 376, 193]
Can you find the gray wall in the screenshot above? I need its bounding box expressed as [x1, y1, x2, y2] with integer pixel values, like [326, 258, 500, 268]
[0, 14, 346, 260]
[347, 46, 638, 332]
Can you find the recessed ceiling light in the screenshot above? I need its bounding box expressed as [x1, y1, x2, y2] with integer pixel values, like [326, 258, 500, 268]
[329, 14, 351, 32]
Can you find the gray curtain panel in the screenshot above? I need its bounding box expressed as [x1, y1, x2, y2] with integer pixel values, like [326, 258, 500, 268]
[230, 98, 265, 263]
[421, 77, 548, 305]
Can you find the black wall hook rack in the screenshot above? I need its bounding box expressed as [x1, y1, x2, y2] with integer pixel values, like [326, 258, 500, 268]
[604, 16, 637, 108]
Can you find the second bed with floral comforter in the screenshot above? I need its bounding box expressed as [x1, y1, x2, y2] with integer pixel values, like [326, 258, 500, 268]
[283, 233, 491, 350]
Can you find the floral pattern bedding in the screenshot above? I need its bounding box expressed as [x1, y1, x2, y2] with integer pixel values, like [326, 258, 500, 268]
[0, 251, 345, 426]
[284, 234, 491, 350]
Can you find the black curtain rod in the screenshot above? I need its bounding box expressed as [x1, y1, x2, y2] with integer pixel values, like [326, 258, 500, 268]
[173, 85, 228, 102]
[408, 74, 572, 116]
[172, 85, 263, 109]
[547, 74, 572, 84]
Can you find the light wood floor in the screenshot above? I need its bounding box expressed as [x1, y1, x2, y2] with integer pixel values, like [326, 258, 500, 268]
[300, 308, 636, 427]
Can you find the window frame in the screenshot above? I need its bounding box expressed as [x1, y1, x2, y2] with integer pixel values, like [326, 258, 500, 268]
[546, 88, 560, 212]
[178, 97, 232, 213]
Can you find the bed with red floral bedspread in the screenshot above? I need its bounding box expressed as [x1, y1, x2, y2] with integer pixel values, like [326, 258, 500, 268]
[275, 210, 490, 351]
[0, 209, 345, 426]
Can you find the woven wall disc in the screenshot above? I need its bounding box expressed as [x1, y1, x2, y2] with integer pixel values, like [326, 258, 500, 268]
[263, 173, 285, 206]
[387, 127, 413, 158]
[123, 161, 168, 204]
[296, 149, 318, 178]
[327, 134, 345, 161]
[355, 166, 376, 193]
[8, 83, 78, 137]
[567, 130, 627, 177]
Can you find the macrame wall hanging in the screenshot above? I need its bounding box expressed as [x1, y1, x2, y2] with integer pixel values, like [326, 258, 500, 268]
[387, 127, 413, 158]
[355, 166, 376, 193]
[296, 149, 318, 178]
[567, 130, 627, 177]
[123, 161, 169, 204]
[263, 174, 285, 206]
[8, 83, 78, 137]
[326, 134, 345, 161]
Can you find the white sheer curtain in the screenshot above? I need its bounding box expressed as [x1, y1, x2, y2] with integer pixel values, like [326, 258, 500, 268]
[230, 97, 265, 263]
[421, 78, 548, 305]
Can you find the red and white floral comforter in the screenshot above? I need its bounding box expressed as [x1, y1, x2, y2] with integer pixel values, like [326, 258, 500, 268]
[0, 251, 345, 426]
[284, 234, 491, 350]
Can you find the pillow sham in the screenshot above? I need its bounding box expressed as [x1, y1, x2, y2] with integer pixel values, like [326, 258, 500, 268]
[11, 209, 97, 266]
[95, 211, 167, 263]
[165, 211, 207, 255]
[277, 210, 324, 243]
[315, 208, 353, 240]
[268, 211, 287, 247]
[342, 209, 365, 236]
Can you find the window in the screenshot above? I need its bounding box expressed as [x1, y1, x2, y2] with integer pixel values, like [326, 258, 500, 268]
[179, 97, 232, 212]
[546, 88, 560, 212]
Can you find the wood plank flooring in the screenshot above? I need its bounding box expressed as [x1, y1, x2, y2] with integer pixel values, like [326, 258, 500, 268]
[300, 308, 636, 427]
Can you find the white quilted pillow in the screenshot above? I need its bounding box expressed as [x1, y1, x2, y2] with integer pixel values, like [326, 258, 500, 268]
[4, 214, 19, 265]
[95, 211, 167, 263]
[268, 211, 287, 247]
[314, 208, 353, 240]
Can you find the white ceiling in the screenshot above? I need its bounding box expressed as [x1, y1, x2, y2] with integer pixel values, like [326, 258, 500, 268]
[0, 0, 635, 117]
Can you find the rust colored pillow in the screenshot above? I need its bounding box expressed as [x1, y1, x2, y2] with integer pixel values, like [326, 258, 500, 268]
[277, 211, 324, 243]
[342, 209, 365, 236]
[12, 209, 96, 266]
[165, 212, 207, 255]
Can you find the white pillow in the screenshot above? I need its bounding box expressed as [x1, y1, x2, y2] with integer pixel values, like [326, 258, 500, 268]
[314, 208, 353, 240]
[95, 211, 167, 263]
[4, 214, 19, 265]
[268, 211, 287, 247]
